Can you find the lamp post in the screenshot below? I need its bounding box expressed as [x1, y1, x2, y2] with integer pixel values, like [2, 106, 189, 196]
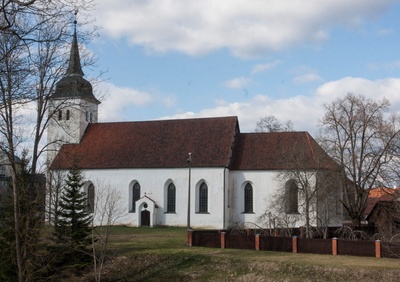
[187, 152, 192, 230]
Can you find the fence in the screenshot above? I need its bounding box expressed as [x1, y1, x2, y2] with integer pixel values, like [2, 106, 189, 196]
[188, 230, 399, 259]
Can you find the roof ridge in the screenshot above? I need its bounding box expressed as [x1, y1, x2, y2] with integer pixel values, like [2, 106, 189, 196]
[305, 132, 316, 160]
[88, 116, 238, 125]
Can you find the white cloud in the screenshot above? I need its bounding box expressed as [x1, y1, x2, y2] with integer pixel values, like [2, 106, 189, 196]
[291, 66, 323, 84]
[316, 77, 400, 109]
[293, 73, 323, 84]
[252, 60, 282, 74]
[377, 28, 394, 37]
[162, 77, 400, 134]
[222, 77, 251, 89]
[94, 0, 393, 58]
[97, 81, 153, 121]
[367, 60, 400, 71]
[386, 60, 400, 70]
[162, 96, 177, 108]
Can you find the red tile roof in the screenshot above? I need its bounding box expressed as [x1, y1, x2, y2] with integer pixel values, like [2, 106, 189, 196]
[51, 116, 338, 172]
[230, 131, 339, 170]
[364, 188, 400, 217]
[51, 116, 239, 169]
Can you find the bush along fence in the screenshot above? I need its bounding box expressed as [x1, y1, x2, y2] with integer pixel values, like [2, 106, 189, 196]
[187, 230, 400, 259]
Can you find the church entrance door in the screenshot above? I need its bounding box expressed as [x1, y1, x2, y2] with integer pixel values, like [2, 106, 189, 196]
[141, 210, 150, 226]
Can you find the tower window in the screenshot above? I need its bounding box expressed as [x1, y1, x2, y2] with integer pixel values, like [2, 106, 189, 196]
[66, 110, 70, 120]
[90, 112, 93, 123]
[58, 110, 62, 120]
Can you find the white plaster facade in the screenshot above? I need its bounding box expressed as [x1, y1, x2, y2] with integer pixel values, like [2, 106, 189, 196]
[66, 167, 343, 229]
[81, 167, 228, 229]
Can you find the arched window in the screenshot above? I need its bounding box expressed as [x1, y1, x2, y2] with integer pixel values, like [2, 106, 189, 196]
[285, 180, 298, 214]
[132, 182, 141, 212]
[66, 109, 70, 120]
[58, 110, 62, 120]
[87, 184, 95, 213]
[167, 183, 176, 213]
[199, 182, 208, 213]
[244, 183, 253, 213]
[90, 112, 93, 123]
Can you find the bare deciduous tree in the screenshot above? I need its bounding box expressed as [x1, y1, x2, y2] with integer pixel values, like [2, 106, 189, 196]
[255, 115, 294, 132]
[258, 134, 342, 238]
[0, 1, 96, 280]
[319, 93, 400, 227]
[90, 182, 124, 282]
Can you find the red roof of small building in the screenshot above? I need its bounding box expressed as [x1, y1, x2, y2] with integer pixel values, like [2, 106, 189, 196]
[364, 187, 400, 217]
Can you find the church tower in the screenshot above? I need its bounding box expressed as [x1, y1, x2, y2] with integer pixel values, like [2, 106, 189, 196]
[47, 20, 100, 166]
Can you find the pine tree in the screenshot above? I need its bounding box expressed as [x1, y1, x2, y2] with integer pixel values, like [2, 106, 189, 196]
[54, 158, 92, 269]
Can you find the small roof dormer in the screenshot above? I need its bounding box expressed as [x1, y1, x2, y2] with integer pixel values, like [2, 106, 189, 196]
[52, 21, 100, 104]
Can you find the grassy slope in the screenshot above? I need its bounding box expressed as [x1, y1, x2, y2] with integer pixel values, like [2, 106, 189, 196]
[74, 226, 400, 282]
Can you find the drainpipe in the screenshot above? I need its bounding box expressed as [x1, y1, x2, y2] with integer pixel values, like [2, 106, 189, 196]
[223, 167, 227, 230]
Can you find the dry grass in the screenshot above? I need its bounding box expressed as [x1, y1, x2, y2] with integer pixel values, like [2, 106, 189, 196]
[70, 226, 400, 281]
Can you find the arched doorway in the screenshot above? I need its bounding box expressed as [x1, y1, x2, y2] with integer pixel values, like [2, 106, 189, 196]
[141, 210, 150, 226]
[136, 196, 158, 227]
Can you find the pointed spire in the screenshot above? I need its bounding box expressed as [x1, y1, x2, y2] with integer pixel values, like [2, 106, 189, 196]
[66, 11, 84, 77]
[52, 10, 100, 105]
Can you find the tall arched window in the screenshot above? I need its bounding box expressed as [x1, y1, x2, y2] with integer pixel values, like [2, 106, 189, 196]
[87, 184, 95, 213]
[167, 183, 176, 213]
[244, 183, 253, 213]
[132, 182, 141, 212]
[199, 182, 208, 213]
[58, 110, 62, 120]
[66, 109, 70, 120]
[285, 180, 299, 214]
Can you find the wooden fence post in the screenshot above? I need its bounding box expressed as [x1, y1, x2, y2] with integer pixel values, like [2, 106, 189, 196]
[332, 237, 338, 256]
[255, 234, 260, 251]
[375, 240, 381, 258]
[221, 232, 226, 249]
[187, 229, 193, 246]
[292, 236, 298, 253]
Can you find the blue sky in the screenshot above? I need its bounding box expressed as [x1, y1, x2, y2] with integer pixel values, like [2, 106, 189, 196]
[86, 0, 400, 135]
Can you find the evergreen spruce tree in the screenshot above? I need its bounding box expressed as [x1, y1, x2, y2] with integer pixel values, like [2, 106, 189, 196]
[0, 153, 46, 281]
[0, 189, 17, 281]
[54, 158, 92, 269]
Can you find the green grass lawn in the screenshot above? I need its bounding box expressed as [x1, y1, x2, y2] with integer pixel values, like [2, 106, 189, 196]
[76, 226, 400, 281]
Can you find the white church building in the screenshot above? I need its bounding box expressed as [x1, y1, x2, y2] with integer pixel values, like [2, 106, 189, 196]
[47, 27, 343, 230]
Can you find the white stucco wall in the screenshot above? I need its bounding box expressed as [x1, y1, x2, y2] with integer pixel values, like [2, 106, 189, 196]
[229, 170, 342, 229]
[229, 170, 280, 228]
[81, 167, 227, 229]
[52, 167, 342, 230]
